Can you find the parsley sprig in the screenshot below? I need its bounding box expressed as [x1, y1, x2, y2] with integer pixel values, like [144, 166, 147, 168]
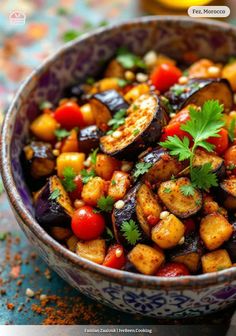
[116, 47, 146, 69]
[97, 196, 114, 213]
[121, 219, 141, 245]
[62, 167, 76, 192]
[107, 109, 127, 134]
[89, 148, 99, 165]
[160, 100, 225, 190]
[133, 162, 153, 181]
[54, 128, 70, 140]
[228, 119, 236, 142]
[80, 169, 96, 184]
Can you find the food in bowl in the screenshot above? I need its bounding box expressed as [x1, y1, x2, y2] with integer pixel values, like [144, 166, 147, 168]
[22, 47, 236, 277]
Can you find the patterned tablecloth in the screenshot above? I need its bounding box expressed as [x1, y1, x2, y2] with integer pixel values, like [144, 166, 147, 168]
[0, 0, 236, 327]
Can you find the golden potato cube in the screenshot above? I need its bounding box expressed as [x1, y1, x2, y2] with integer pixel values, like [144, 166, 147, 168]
[151, 214, 185, 249]
[30, 114, 58, 142]
[128, 244, 165, 275]
[200, 213, 233, 251]
[76, 239, 106, 264]
[222, 61, 236, 91]
[81, 176, 105, 206]
[201, 249, 232, 273]
[172, 253, 200, 273]
[57, 152, 85, 178]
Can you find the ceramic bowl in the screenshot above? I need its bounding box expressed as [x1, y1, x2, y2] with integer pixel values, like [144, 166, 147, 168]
[1, 16, 236, 319]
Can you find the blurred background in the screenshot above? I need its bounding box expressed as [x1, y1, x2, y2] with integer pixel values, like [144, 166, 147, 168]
[1, 0, 236, 326]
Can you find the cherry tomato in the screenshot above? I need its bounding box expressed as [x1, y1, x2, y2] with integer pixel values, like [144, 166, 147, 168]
[71, 206, 105, 240]
[68, 175, 83, 201]
[150, 63, 182, 93]
[183, 218, 196, 235]
[147, 215, 159, 227]
[156, 262, 190, 277]
[169, 106, 192, 124]
[207, 128, 229, 155]
[103, 244, 126, 269]
[224, 145, 236, 174]
[54, 101, 85, 130]
[160, 121, 192, 142]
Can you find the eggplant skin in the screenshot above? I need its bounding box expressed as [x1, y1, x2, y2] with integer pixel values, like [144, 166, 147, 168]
[193, 149, 225, 179]
[139, 148, 186, 184]
[78, 125, 103, 154]
[112, 183, 145, 249]
[218, 178, 236, 210]
[100, 93, 168, 160]
[168, 232, 204, 273]
[165, 78, 233, 113]
[35, 175, 74, 229]
[225, 221, 236, 262]
[91, 90, 129, 130]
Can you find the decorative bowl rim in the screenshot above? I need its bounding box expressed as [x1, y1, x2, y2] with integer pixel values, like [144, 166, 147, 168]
[1, 15, 236, 290]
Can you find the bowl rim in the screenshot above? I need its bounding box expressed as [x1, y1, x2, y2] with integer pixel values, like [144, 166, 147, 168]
[1, 15, 236, 290]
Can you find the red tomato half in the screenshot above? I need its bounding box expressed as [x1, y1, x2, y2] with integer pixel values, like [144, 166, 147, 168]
[54, 101, 85, 130]
[150, 63, 182, 93]
[207, 128, 229, 155]
[160, 121, 192, 142]
[224, 145, 236, 174]
[71, 206, 105, 240]
[103, 244, 126, 269]
[156, 262, 190, 277]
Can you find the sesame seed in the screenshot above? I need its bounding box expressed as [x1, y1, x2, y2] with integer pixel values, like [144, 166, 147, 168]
[178, 76, 188, 85]
[170, 113, 176, 118]
[178, 236, 185, 245]
[207, 66, 220, 76]
[144, 51, 157, 67]
[115, 248, 123, 258]
[84, 156, 92, 167]
[114, 200, 125, 209]
[26, 288, 35, 298]
[136, 73, 148, 83]
[39, 294, 47, 301]
[160, 211, 170, 220]
[125, 70, 135, 81]
[52, 149, 60, 156]
[112, 131, 122, 138]
[74, 199, 85, 209]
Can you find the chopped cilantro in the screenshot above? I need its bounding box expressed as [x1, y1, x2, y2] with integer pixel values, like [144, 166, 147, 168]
[97, 196, 114, 213]
[54, 128, 71, 140]
[49, 188, 61, 201]
[133, 162, 153, 180]
[121, 219, 141, 245]
[62, 167, 76, 192]
[81, 169, 96, 184]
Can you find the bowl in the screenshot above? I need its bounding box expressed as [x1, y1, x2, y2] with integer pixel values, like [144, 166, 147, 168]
[1, 16, 236, 319]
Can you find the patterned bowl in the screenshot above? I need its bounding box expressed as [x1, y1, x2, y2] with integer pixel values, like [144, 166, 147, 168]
[1, 16, 236, 319]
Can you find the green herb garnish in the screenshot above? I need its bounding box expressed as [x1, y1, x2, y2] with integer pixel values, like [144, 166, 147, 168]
[160, 100, 224, 190]
[62, 167, 76, 192]
[133, 129, 140, 136]
[81, 169, 96, 184]
[228, 119, 236, 142]
[90, 148, 99, 165]
[97, 196, 114, 213]
[133, 162, 153, 181]
[180, 184, 195, 196]
[116, 47, 146, 69]
[49, 188, 61, 200]
[54, 128, 71, 140]
[111, 180, 116, 186]
[227, 163, 236, 171]
[121, 219, 141, 245]
[163, 187, 172, 194]
[117, 79, 128, 87]
[107, 108, 126, 133]
[39, 101, 52, 110]
[170, 84, 185, 96]
[86, 77, 95, 85]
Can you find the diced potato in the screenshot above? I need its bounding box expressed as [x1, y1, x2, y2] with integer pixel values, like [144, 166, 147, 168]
[95, 154, 121, 180]
[108, 171, 130, 201]
[124, 84, 150, 104]
[66, 235, 79, 252]
[172, 253, 200, 273]
[202, 249, 232, 273]
[222, 61, 236, 91]
[80, 103, 95, 126]
[200, 213, 233, 250]
[128, 244, 165, 275]
[50, 226, 72, 241]
[76, 239, 106, 264]
[57, 152, 85, 178]
[81, 176, 106, 206]
[61, 129, 79, 153]
[30, 114, 58, 141]
[151, 214, 185, 249]
[90, 78, 120, 94]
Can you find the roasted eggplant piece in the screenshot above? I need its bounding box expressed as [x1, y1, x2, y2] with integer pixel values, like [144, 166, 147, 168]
[35, 175, 74, 228]
[219, 177, 236, 210]
[168, 232, 203, 273]
[225, 221, 236, 262]
[63, 83, 90, 104]
[112, 182, 161, 248]
[90, 89, 128, 130]
[193, 149, 225, 178]
[100, 93, 168, 159]
[138, 148, 186, 184]
[23, 141, 55, 179]
[158, 177, 202, 218]
[78, 125, 103, 154]
[165, 78, 233, 112]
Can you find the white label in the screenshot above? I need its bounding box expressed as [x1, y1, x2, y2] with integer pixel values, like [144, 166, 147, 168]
[188, 6, 230, 18]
